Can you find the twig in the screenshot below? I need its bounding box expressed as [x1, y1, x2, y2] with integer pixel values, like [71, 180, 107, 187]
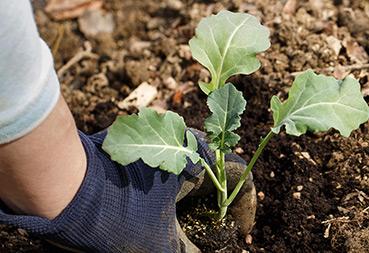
[290, 63, 369, 76]
[52, 24, 65, 56]
[324, 223, 331, 238]
[57, 42, 98, 78]
[322, 207, 369, 239]
[322, 216, 350, 224]
[322, 216, 350, 239]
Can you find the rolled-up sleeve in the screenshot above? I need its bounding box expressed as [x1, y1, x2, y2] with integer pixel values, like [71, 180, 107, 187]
[0, 0, 60, 144]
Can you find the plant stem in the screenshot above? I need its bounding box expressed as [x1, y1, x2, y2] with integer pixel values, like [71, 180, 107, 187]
[223, 130, 275, 207]
[200, 158, 225, 193]
[216, 150, 228, 219]
[215, 150, 222, 208]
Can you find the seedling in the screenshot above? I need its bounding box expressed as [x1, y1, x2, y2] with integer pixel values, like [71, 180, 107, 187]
[103, 11, 369, 219]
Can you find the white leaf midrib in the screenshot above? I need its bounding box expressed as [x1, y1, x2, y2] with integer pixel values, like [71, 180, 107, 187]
[109, 143, 194, 154]
[290, 102, 367, 116]
[280, 101, 368, 128]
[215, 17, 251, 87]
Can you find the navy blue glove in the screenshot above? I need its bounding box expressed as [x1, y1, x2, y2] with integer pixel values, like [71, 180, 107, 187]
[0, 130, 213, 253]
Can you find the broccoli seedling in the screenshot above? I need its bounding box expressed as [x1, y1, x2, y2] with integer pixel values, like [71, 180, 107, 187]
[103, 11, 369, 220]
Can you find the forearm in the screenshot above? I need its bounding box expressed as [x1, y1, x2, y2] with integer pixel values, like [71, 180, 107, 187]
[0, 1, 86, 219]
[0, 97, 86, 219]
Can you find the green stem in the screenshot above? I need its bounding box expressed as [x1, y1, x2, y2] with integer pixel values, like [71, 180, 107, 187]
[223, 130, 275, 207]
[216, 150, 227, 219]
[200, 158, 225, 193]
[215, 151, 221, 208]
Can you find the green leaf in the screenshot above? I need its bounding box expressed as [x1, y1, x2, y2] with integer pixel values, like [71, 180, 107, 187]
[271, 70, 369, 137]
[199, 81, 214, 95]
[102, 108, 200, 175]
[189, 10, 270, 94]
[205, 83, 246, 152]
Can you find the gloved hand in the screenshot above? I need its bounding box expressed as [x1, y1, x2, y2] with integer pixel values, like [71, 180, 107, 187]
[0, 129, 255, 253]
[0, 130, 213, 253]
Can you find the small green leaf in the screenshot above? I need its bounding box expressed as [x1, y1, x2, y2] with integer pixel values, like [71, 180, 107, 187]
[205, 83, 246, 152]
[102, 108, 200, 175]
[199, 81, 215, 95]
[271, 70, 369, 137]
[189, 10, 270, 94]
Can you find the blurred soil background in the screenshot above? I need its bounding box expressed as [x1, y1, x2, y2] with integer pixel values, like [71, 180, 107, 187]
[1, 0, 369, 252]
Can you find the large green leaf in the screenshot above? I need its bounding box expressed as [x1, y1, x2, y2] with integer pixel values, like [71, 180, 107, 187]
[189, 10, 270, 94]
[271, 70, 369, 137]
[205, 83, 246, 152]
[102, 108, 200, 175]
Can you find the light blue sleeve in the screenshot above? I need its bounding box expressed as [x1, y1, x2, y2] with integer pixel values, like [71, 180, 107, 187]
[0, 0, 60, 144]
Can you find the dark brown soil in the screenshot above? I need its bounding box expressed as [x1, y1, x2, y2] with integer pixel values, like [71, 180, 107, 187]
[1, 0, 369, 252]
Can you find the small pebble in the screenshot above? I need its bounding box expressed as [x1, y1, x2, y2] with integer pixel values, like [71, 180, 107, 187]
[257, 191, 265, 201]
[235, 147, 244, 154]
[270, 171, 275, 178]
[307, 214, 316, 219]
[148, 65, 156, 71]
[183, 101, 191, 108]
[297, 185, 304, 191]
[164, 77, 177, 90]
[17, 228, 28, 236]
[245, 234, 253, 245]
[293, 192, 301, 200]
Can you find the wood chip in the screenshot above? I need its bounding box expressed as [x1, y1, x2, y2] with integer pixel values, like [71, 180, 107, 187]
[45, 0, 103, 20]
[117, 82, 158, 110]
[325, 36, 342, 56]
[342, 38, 369, 64]
[300, 151, 317, 165]
[78, 9, 115, 37]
